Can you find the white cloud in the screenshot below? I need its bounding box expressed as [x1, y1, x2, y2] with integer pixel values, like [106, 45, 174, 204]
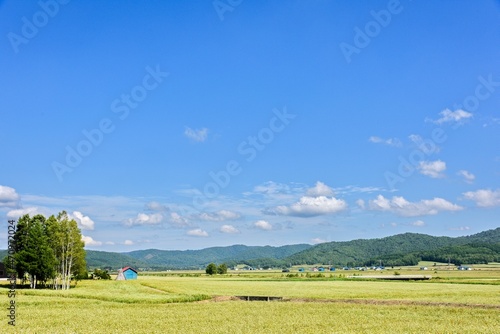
[168, 212, 190, 227]
[264, 196, 347, 217]
[463, 189, 500, 207]
[449, 226, 470, 231]
[431, 108, 473, 124]
[356, 199, 365, 209]
[367, 195, 463, 217]
[306, 181, 334, 197]
[311, 238, 326, 244]
[81, 235, 102, 246]
[125, 213, 164, 226]
[418, 160, 446, 178]
[187, 228, 209, 237]
[184, 127, 208, 142]
[254, 220, 273, 230]
[253, 181, 291, 195]
[71, 211, 95, 230]
[7, 207, 40, 218]
[220, 224, 240, 234]
[123, 240, 135, 245]
[457, 170, 475, 184]
[369, 136, 402, 147]
[411, 220, 425, 227]
[0, 185, 20, 207]
[196, 210, 240, 222]
[145, 201, 169, 211]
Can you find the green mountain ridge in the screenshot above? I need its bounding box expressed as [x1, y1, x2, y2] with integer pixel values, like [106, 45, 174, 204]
[2, 227, 499, 270]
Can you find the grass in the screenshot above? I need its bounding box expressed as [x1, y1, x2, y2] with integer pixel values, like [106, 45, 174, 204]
[1, 267, 499, 333]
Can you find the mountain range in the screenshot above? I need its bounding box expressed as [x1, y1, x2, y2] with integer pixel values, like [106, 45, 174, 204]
[1, 227, 499, 270]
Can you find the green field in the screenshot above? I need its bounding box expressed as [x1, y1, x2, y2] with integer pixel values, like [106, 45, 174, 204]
[2, 266, 500, 333]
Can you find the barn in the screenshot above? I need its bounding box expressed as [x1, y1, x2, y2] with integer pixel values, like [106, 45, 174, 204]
[116, 266, 138, 280]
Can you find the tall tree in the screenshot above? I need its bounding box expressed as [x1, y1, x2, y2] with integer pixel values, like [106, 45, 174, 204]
[49, 211, 86, 290]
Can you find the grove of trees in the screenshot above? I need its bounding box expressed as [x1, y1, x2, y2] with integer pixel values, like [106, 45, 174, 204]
[8, 211, 86, 289]
[205, 262, 227, 275]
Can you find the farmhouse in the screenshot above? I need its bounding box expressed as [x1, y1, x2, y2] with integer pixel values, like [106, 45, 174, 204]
[116, 266, 138, 280]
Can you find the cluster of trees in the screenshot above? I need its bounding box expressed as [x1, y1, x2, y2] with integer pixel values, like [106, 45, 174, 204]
[205, 263, 227, 275]
[6, 212, 86, 289]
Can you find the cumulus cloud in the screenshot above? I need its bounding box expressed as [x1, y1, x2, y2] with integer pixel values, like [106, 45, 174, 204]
[7, 207, 40, 218]
[196, 210, 240, 222]
[220, 224, 239, 234]
[187, 228, 209, 237]
[81, 235, 102, 246]
[418, 160, 446, 178]
[367, 195, 463, 217]
[184, 127, 208, 142]
[263, 196, 347, 217]
[410, 220, 425, 227]
[71, 211, 95, 230]
[125, 213, 164, 226]
[306, 182, 334, 197]
[0, 185, 20, 207]
[123, 240, 135, 245]
[463, 189, 500, 207]
[430, 108, 473, 124]
[254, 220, 273, 230]
[457, 170, 475, 184]
[368, 136, 402, 147]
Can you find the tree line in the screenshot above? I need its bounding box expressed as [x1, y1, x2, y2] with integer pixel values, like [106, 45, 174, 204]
[4, 211, 86, 289]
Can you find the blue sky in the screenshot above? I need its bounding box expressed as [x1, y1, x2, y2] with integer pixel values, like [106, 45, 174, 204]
[1, 0, 499, 251]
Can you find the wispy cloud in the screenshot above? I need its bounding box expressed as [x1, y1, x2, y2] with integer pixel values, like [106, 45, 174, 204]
[368, 136, 402, 147]
[457, 170, 475, 184]
[428, 108, 473, 124]
[195, 210, 240, 222]
[184, 127, 208, 142]
[220, 224, 240, 234]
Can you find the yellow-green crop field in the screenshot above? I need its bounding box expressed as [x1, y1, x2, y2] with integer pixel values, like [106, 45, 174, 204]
[2, 266, 500, 333]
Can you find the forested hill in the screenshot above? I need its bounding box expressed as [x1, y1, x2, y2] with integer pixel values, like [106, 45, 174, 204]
[283, 227, 500, 266]
[2, 228, 499, 269]
[122, 244, 312, 269]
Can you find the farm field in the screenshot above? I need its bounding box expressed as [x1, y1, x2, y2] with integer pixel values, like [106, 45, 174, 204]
[1, 267, 500, 333]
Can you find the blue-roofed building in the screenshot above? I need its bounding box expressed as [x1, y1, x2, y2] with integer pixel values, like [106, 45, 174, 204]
[116, 267, 138, 280]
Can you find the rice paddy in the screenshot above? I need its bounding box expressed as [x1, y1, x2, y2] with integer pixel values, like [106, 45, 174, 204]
[1, 266, 500, 333]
